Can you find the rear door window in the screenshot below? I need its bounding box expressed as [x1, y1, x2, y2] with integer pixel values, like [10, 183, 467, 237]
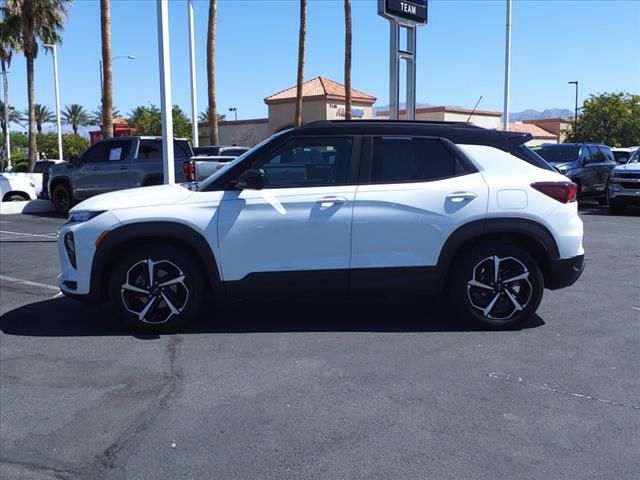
[81, 142, 111, 164]
[370, 137, 459, 184]
[599, 147, 615, 163]
[587, 146, 605, 164]
[106, 141, 131, 162]
[137, 140, 163, 161]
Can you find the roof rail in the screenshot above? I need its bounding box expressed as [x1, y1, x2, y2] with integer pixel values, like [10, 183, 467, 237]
[300, 119, 485, 129]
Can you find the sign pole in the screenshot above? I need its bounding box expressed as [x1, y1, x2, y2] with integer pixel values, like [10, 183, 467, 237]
[188, 0, 199, 148]
[157, 0, 175, 184]
[378, 0, 426, 121]
[389, 21, 399, 120]
[502, 0, 512, 131]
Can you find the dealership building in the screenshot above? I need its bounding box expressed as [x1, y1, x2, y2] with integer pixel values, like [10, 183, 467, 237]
[198, 76, 562, 147]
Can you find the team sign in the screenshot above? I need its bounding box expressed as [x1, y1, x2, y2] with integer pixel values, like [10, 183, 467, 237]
[380, 0, 428, 24]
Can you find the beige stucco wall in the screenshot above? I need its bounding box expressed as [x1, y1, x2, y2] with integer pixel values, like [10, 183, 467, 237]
[268, 100, 328, 133]
[198, 120, 270, 147]
[441, 111, 501, 129]
[525, 137, 558, 147]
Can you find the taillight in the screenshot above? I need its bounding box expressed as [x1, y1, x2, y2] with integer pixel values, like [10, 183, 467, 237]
[183, 160, 195, 182]
[531, 181, 577, 203]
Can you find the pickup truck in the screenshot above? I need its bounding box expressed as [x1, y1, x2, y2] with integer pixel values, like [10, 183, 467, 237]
[48, 136, 193, 214]
[184, 145, 249, 182]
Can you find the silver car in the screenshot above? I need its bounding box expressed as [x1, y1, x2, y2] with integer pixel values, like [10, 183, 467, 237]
[608, 149, 640, 213]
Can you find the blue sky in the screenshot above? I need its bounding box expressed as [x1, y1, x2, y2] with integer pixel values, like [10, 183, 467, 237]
[5, 0, 640, 132]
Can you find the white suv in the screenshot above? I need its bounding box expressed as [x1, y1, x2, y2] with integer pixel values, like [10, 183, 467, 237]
[56, 121, 584, 332]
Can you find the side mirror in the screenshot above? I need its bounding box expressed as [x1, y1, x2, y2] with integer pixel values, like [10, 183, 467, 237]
[69, 155, 81, 166]
[236, 169, 264, 190]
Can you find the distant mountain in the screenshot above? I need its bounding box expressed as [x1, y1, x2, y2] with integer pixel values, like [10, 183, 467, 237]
[509, 108, 574, 122]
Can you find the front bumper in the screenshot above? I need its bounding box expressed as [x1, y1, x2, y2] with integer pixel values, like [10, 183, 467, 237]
[609, 183, 640, 204]
[548, 254, 584, 290]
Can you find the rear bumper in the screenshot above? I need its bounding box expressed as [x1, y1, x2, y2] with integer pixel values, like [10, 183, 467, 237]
[548, 254, 584, 290]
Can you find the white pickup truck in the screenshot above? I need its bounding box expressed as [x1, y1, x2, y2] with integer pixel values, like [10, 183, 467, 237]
[183, 146, 249, 182]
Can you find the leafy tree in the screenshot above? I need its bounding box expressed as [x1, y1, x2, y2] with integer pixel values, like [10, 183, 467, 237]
[127, 104, 193, 141]
[567, 91, 640, 147]
[62, 104, 90, 135]
[36, 132, 88, 159]
[3, 0, 70, 171]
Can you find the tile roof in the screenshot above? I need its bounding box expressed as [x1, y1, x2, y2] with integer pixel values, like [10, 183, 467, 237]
[504, 122, 558, 139]
[264, 76, 376, 105]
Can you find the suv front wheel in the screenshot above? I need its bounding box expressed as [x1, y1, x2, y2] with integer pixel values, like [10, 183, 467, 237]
[109, 245, 204, 333]
[449, 243, 544, 329]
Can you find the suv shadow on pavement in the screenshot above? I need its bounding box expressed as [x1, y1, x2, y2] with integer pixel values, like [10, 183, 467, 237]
[0, 297, 545, 337]
[578, 203, 640, 217]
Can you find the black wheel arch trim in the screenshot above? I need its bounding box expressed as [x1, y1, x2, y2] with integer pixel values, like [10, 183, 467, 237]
[88, 221, 222, 303]
[436, 217, 560, 290]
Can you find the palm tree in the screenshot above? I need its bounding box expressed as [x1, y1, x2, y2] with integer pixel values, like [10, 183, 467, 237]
[0, 100, 23, 130]
[28, 104, 54, 133]
[4, 0, 69, 171]
[198, 110, 225, 123]
[100, 0, 113, 138]
[206, 0, 218, 145]
[90, 104, 119, 126]
[0, 15, 19, 162]
[344, 0, 352, 120]
[294, 0, 306, 127]
[62, 104, 90, 135]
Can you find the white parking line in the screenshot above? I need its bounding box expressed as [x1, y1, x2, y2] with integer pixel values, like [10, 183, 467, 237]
[0, 275, 60, 292]
[0, 230, 58, 240]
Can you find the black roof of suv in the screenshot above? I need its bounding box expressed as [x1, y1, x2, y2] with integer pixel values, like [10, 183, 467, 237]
[293, 120, 553, 171]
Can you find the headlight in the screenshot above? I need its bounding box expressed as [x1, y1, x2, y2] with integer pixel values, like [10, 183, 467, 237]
[68, 211, 105, 223]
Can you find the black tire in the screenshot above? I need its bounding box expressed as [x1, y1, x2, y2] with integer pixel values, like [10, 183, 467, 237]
[609, 201, 626, 214]
[109, 245, 204, 333]
[52, 183, 73, 215]
[5, 193, 28, 202]
[448, 243, 544, 329]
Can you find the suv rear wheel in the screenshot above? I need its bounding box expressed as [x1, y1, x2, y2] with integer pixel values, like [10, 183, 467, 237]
[449, 243, 544, 329]
[109, 245, 204, 333]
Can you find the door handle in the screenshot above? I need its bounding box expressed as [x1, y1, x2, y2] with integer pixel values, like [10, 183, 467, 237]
[446, 191, 477, 203]
[315, 196, 347, 207]
[119, 166, 128, 170]
[90, 167, 99, 171]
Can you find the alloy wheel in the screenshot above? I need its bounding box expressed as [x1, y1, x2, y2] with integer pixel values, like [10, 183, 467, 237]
[466, 256, 533, 321]
[121, 259, 189, 324]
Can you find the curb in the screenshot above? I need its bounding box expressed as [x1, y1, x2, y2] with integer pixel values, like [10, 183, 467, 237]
[0, 199, 56, 215]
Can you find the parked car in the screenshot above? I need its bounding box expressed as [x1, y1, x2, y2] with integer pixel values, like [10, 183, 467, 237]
[531, 143, 617, 203]
[183, 147, 250, 182]
[608, 148, 640, 213]
[2, 159, 64, 198]
[611, 147, 639, 165]
[192, 145, 249, 157]
[0, 174, 37, 201]
[47, 136, 194, 214]
[57, 120, 584, 333]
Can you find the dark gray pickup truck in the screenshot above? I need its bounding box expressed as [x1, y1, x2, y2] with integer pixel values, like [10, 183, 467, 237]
[47, 136, 193, 214]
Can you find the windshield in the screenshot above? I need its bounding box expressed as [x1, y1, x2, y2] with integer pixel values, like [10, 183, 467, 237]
[628, 149, 639, 164]
[531, 145, 580, 164]
[197, 133, 286, 191]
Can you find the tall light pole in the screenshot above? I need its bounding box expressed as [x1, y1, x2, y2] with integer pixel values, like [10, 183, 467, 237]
[157, 0, 175, 184]
[1, 68, 11, 170]
[568, 81, 578, 137]
[229, 107, 237, 121]
[99, 55, 135, 101]
[188, 0, 199, 147]
[44, 44, 63, 161]
[502, 0, 512, 131]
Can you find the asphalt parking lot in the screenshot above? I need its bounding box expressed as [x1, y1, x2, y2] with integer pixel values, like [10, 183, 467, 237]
[1, 206, 639, 480]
